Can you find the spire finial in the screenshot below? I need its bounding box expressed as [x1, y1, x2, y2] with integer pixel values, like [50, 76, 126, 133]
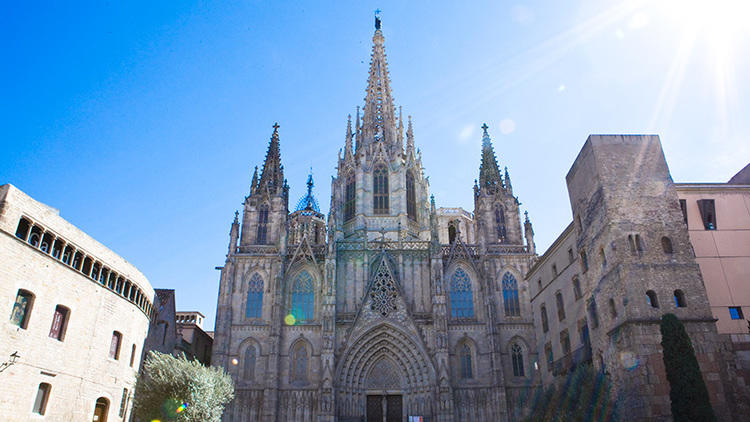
[234, 210, 239, 223]
[307, 168, 314, 194]
[375, 9, 382, 30]
[273, 122, 280, 132]
[481, 123, 489, 136]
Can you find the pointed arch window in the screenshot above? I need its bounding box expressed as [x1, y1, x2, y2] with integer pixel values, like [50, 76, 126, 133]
[256, 204, 269, 245]
[502, 272, 521, 317]
[291, 342, 308, 382]
[291, 271, 314, 322]
[344, 172, 356, 221]
[460, 343, 473, 379]
[406, 171, 417, 221]
[246, 273, 264, 319]
[244, 345, 256, 381]
[450, 268, 474, 318]
[495, 204, 507, 241]
[511, 344, 525, 377]
[373, 164, 389, 214]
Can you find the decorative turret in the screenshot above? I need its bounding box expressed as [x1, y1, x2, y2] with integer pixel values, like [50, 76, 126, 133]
[478, 123, 503, 194]
[256, 123, 285, 196]
[295, 171, 321, 213]
[250, 166, 258, 196]
[289, 171, 326, 245]
[405, 115, 415, 159]
[344, 115, 354, 161]
[227, 211, 239, 256]
[524, 211, 535, 255]
[354, 106, 361, 153]
[504, 166, 513, 195]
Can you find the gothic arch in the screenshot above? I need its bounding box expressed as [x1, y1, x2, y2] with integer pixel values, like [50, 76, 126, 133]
[507, 335, 530, 378]
[289, 337, 313, 385]
[237, 337, 263, 384]
[239, 267, 270, 294]
[336, 322, 437, 393]
[286, 265, 322, 323]
[444, 262, 483, 320]
[454, 335, 479, 380]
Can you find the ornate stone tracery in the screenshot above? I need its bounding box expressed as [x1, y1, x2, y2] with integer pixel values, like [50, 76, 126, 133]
[370, 259, 398, 316]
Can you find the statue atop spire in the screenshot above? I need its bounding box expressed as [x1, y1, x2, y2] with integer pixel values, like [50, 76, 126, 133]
[478, 123, 503, 193]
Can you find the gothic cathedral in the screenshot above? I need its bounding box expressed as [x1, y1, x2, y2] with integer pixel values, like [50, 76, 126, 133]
[212, 18, 538, 422]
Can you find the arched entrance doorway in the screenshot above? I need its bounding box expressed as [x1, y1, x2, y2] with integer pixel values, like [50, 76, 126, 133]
[92, 397, 109, 422]
[336, 323, 437, 421]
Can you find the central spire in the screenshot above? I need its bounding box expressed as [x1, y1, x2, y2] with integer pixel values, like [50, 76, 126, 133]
[478, 123, 503, 193]
[362, 13, 397, 150]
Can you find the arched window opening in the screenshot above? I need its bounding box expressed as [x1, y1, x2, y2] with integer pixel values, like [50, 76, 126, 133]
[608, 298, 617, 318]
[448, 223, 457, 244]
[502, 272, 521, 317]
[646, 290, 659, 308]
[373, 164, 389, 214]
[244, 345, 257, 381]
[118, 388, 129, 418]
[48, 305, 70, 341]
[93, 397, 110, 422]
[661, 236, 673, 254]
[406, 171, 417, 221]
[130, 344, 137, 367]
[29, 227, 44, 248]
[10, 289, 34, 329]
[91, 262, 101, 281]
[62, 246, 74, 265]
[460, 343, 473, 379]
[556, 292, 566, 321]
[291, 342, 308, 383]
[512, 344, 525, 377]
[450, 268, 474, 318]
[495, 204, 507, 242]
[110, 331, 122, 360]
[344, 172, 356, 221]
[99, 268, 109, 286]
[72, 252, 82, 270]
[82, 256, 93, 276]
[246, 273, 264, 319]
[256, 204, 269, 245]
[540, 304, 549, 333]
[15, 218, 31, 240]
[40, 232, 54, 254]
[674, 290, 687, 308]
[32, 383, 51, 415]
[291, 271, 314, 322]
[115, 277, 124, 294]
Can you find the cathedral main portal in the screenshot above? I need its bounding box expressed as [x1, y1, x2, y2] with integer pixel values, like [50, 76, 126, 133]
[366, 395, 403, 422]
[336, 323, 437, 421]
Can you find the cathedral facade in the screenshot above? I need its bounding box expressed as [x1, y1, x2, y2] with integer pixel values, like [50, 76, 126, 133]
[211, 19, 538, 422]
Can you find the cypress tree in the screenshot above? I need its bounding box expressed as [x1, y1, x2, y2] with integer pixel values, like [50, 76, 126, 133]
[660, 313, 716, 422]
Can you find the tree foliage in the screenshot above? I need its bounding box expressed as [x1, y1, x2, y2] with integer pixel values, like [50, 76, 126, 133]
[521, 363, 619, 422]
[660, 313, 716, 422]
[133, 351, 234, 422]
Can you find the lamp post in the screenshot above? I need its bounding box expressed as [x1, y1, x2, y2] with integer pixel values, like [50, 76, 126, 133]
[0, 351, 20, 373]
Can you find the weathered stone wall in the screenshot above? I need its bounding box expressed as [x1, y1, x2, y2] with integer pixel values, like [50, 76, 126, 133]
[0, 184, 152, 421]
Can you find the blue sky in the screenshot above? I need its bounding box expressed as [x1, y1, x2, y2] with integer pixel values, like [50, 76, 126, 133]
[3, 1, 749, 330]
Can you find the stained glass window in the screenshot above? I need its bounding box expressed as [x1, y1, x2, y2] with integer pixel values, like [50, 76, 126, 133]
[246, 273, 263, 318]
[291, 271, 314, 322]
[460, 344, 473, 379]
[511, 344, 524, 377]
[502, 272, 520, 317]
[292, 343, 308, 382]
[244, 346, 256, 381]
[450, 268, 474, 318]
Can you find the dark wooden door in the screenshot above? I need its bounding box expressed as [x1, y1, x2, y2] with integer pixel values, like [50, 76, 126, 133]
[93, 403, 107, 422]
[367, 395, 383, 422]
[386, 395, 402, 422]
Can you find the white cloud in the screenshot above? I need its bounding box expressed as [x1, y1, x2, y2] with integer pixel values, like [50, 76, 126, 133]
[499, 118, 516, 135]
[557, 84, 566, 93]
[628, 12, 649, 30]
[458, 124, 476, 143]
[615, 28, 625, 39]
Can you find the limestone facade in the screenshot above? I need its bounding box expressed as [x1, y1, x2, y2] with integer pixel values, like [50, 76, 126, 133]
[212, 22, 538, 422]
[0, 184, 153, 421]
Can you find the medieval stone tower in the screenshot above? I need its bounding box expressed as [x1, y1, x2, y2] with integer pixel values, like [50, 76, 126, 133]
[212, 17, 538, 422]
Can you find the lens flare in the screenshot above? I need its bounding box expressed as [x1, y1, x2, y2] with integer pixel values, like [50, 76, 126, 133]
[176, 402, 188, 413]
[619, 350, 640, 370]
[284, 314, 296, 325]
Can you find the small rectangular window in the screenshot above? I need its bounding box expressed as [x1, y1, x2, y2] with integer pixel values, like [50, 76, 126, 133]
[697, 199, 717, 230]
[110, 331, 122, 360]
[572, 277, 582, 300]
[560, 330, 571, 355]
[552, 264, 558, 277]
[32, 383, 51, 415]
[679, 199, 688, 225]
[568, 248, 574, 264]
[580, 251, 588, 272]
[729, 307, 744, 320]
[48, 306, 69, 341]
[10, 289, 34, 329]
[545, 343, 553, 372]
